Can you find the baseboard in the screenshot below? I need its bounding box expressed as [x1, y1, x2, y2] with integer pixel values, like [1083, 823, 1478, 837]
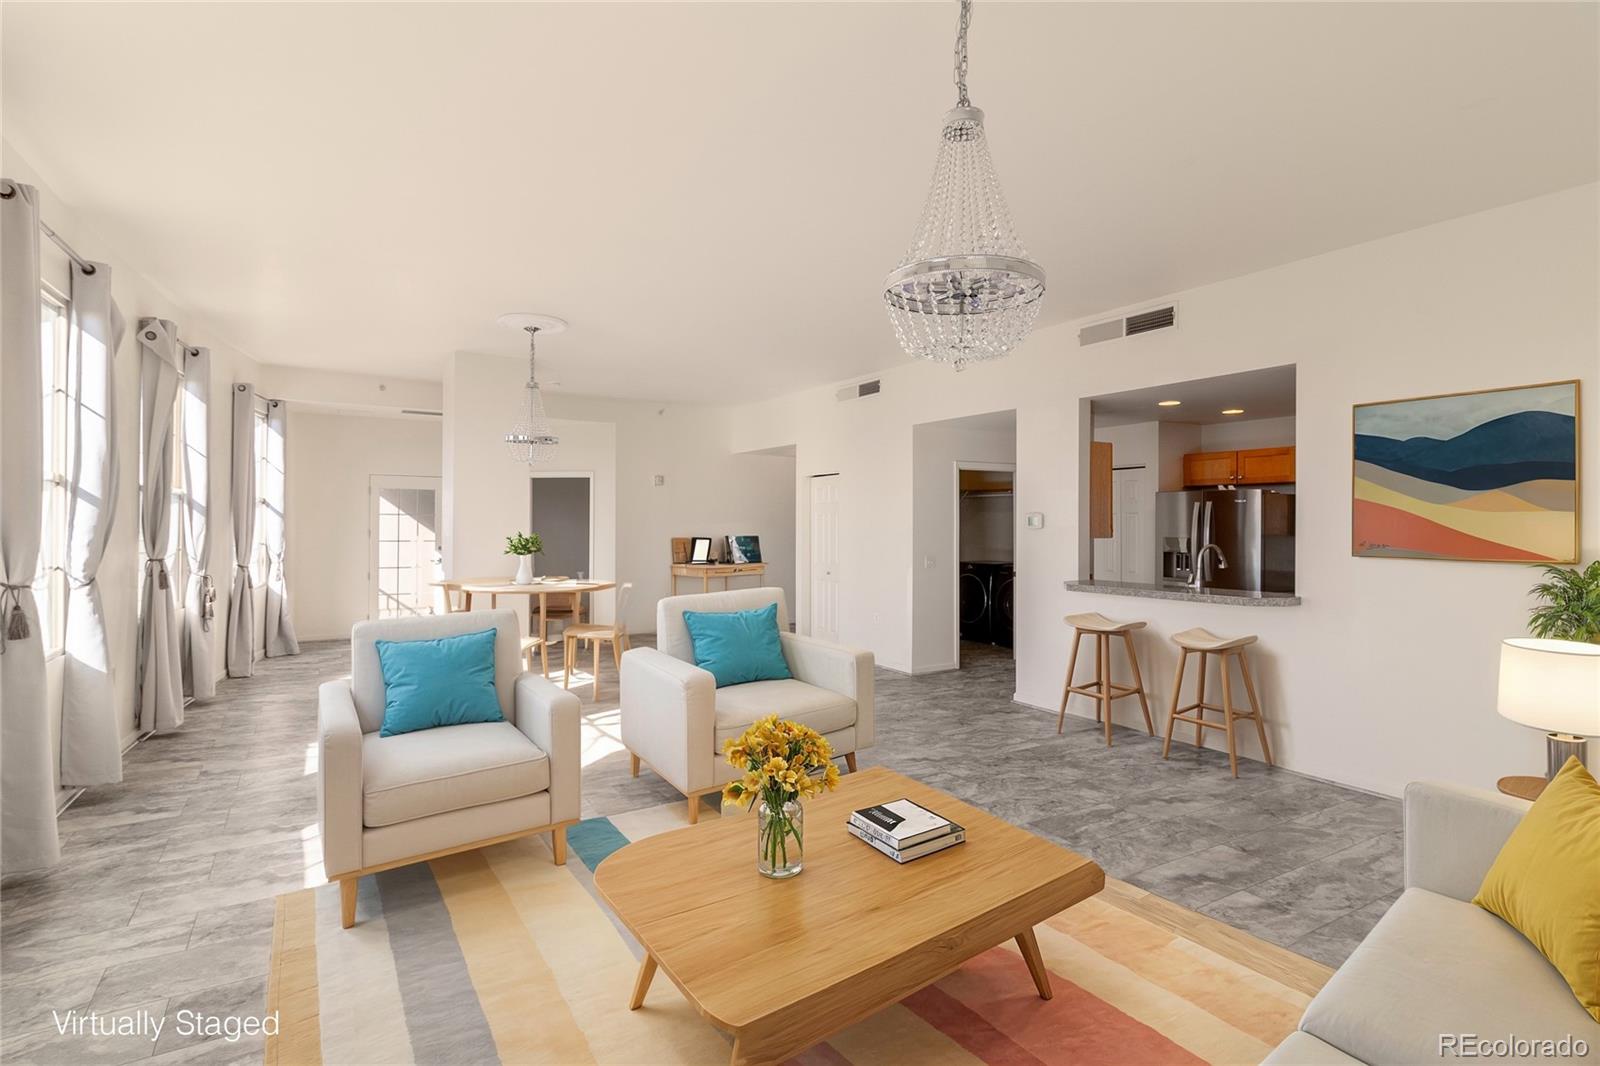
[909, 661, 959, 675]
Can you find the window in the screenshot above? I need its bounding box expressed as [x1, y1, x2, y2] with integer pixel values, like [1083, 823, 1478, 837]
[36, 291, 69, 656]
[252, 406, 272, 584]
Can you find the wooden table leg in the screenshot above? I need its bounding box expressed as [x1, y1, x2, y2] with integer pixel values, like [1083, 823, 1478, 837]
[1015, 927, 1053, 1000]
[629, 954, 657, 1010]
[537, 592, 550, 678]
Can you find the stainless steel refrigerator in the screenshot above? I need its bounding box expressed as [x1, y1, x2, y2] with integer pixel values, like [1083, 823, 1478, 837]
[1157, 488, 1295, 593]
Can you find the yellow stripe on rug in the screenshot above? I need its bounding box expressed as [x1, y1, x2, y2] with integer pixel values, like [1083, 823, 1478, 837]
[266, 888, 322, 1066]
[1029, 918, 1274, 1064]
[430, 849, 597, 1065]
[481, 838, 732, 1064]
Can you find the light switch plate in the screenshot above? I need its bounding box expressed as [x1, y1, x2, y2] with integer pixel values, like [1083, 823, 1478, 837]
[1025, 512, 1045, 529]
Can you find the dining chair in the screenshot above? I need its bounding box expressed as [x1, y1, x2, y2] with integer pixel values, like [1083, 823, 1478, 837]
[563, 582, 633, 701]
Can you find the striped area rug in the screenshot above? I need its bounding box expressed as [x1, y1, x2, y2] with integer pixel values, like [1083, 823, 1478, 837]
[266, 802, 1314, 1065]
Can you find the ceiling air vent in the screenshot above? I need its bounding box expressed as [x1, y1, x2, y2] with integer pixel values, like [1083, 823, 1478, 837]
[1125, 305, 1176, 336]
[836, 379, 882, 402]
[1078, 304, 1178, 346]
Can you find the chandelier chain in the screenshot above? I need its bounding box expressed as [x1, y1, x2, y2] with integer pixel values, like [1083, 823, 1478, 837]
[953, 0, 972, 107]
[525, 326, 539, 384]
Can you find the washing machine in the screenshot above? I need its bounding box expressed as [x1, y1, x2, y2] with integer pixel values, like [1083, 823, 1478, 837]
[991, 564, 1014, 648]
[959, 562, 992, 643]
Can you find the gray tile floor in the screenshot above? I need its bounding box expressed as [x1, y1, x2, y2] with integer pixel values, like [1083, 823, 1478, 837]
[1, 636, 1400, 1064]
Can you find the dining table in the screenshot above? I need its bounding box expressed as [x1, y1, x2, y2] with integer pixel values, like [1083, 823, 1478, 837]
[432, 576, 618, 678]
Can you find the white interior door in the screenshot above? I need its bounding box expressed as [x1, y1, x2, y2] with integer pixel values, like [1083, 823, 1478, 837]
[369, 475, 443, 620]
[1115, 469, 1149, 583]
[809, 474, 840, 642]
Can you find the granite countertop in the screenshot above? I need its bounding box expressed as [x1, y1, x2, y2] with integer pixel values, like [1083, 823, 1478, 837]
[1063, 580, 1302, 606]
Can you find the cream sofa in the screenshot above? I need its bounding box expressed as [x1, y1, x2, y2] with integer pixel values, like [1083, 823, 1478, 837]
[318, 609, 581, 927]
[1265, 782, 1600, 1064]
[619, 588, 873, 823]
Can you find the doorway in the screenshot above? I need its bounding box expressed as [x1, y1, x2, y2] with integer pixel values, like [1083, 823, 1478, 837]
[529, 473, 593, 581]
[956, 463, 1016, 667]
[369, 475, 442, 620]
[809, 474, 840, 643]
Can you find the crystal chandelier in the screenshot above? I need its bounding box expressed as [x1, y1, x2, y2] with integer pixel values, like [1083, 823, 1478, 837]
[884, 0, 1045, 369]
[500, 313, 564, 464]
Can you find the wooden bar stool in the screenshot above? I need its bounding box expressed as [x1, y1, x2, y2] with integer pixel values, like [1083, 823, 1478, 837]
[1057, 612, 1155, 746]
[1162, 627, 1274, 777]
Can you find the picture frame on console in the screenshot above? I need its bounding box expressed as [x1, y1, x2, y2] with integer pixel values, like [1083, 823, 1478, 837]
[728, 535, 762, 564]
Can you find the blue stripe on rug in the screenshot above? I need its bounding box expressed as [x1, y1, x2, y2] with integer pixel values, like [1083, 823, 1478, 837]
[568, 816, 632, 871]
[375, 863, 501, 1064]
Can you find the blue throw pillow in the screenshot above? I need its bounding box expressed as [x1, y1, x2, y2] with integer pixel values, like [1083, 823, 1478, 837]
[374, 627, 504, 737]
[682, 603, 793, 688]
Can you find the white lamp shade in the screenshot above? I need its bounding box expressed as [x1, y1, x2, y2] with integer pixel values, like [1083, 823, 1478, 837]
[1497, 638, 1600, 737]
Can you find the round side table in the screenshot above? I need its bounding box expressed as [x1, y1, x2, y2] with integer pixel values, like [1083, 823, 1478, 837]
[1496, 775, 1547, 802]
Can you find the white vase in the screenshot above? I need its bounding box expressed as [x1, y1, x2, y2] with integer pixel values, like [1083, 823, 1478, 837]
[513, 555, 534, 585]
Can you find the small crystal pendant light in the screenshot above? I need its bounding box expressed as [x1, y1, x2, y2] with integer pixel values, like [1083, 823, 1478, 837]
[499, 313, 564, 464]
[884, 0, 1045, 369]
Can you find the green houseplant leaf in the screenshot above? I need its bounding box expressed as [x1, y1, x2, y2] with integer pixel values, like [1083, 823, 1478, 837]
[504, 531, 543, 557]
[1527, 560, 1600, 643]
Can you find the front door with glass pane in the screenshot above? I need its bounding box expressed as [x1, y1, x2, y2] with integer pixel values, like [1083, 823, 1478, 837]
[369, 476, 442, 620]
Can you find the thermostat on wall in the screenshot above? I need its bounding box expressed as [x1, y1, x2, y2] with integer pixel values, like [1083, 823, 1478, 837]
[1025, 512, 1045, 529]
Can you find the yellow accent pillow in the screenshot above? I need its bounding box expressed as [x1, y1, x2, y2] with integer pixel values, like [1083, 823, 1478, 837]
[1474, 756, 1600, 1022]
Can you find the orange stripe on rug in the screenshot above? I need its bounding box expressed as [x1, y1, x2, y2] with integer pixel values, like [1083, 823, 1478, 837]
[923, 945, 1205, 1066]
[266, 889, 322, 1066]
[430, 850, 597, 1065]
[1048, 899, 1307, 1044]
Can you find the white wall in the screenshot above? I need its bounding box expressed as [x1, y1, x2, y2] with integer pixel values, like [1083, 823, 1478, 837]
[5, 141, 261, 757]
[1199, 414, 1296, 452]
[910, 417, 1016, 673]
[286, 411, 442, 640]
[440, 353, 795, 635]
[728, 185, 1599, 796]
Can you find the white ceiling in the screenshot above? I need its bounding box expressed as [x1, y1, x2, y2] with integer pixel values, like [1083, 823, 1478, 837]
[1091, 364, 1296, 427]
[4, 3, 1595, 403]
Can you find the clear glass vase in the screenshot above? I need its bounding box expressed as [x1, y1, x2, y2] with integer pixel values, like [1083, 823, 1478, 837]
[757, 799, 804, 879]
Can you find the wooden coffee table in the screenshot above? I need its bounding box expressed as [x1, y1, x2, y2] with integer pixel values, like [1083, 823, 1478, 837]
[593, 767, 1105, 1066]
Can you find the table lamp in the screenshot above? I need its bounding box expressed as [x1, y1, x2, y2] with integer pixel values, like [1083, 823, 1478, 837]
[1497, 638, 1600, 779]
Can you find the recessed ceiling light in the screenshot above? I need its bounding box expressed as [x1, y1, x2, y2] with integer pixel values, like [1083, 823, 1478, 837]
[1157, 399, 1182, 407]
[1221, 408, 1245, 415]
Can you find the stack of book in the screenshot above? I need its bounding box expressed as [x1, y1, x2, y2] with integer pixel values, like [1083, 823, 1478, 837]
[847, 798, 965, 863]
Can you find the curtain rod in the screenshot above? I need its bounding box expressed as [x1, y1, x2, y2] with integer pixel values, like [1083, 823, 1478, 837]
[0, 180, 98, 276]
[7, 178, 214, 358]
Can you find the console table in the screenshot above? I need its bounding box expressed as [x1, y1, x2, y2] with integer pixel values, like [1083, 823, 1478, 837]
[670, 562, 766, 594]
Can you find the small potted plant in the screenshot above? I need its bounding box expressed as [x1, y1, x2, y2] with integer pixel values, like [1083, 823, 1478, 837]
[505, 531, 543, 585]
[1528, 560, 1600, 643]
[721, 715, 841, 879]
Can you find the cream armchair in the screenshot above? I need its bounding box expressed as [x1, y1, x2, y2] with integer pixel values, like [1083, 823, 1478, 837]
[319, 609, 581, 927]
[619, 588, 873, 823]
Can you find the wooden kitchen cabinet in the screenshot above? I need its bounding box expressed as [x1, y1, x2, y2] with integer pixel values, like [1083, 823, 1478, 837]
[1182, 451, 1238, 487]
[1183, 446, 1295, 487]
[1237, 446, 1295, 484]
[1090, 441, 1113, 538]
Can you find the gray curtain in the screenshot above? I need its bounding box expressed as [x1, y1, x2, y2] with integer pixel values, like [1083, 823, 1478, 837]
[60, 259, 126, 784]
[262, 399, 299, 657]
[226, 382, 256, 678]
[0, 179, 61, 874]
[181, 346, 216, 698]
[136, 319, 184, 732]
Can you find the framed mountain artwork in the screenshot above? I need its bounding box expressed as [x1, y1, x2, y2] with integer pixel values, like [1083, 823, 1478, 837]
[1353, 380, 1579, 562]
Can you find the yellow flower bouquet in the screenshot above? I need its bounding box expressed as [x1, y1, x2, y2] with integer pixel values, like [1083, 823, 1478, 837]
[722, 715, 840, 878]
